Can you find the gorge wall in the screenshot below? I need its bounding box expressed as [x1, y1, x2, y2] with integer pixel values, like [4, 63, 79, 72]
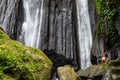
[0, 0, 21, 39]
[39, 0, 78, 63]
[0, 0, 80, 68]
[91, 0, 120, 65]
[0, 0, 99, 69]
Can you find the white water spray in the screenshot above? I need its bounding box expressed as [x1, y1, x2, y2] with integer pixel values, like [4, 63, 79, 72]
[20, 0, 43, 48]
[76, 0, 92, 69]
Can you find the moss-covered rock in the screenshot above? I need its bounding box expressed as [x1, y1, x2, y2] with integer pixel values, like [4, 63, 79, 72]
[0, 28, 10, 45]
[95, 0, 120, 50]
[77, 58, 120, 80]
[0, 29, 52, 80]
[109, 58, 120, 80]
[77, 65, 106, 79]
[57, 65, 80, 80]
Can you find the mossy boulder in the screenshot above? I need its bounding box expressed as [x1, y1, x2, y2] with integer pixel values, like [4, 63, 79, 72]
[77, 65, 106, 79]
[109, 58, 120, 80]
[0, 28, 52, 80]
[57, 65, 80, 80]
[77, 58, 120, 80]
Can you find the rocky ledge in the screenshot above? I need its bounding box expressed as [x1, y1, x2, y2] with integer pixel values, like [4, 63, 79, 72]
[77, 58, 120, 80]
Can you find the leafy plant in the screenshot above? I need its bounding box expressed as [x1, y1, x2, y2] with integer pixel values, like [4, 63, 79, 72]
[95, 0, 120, 50]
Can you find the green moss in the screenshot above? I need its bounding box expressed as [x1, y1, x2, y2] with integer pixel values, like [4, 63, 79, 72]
[25, 47, 53, 79]
[95, 0, 120, 49]
[57, 65, 80, 80]
[0, 29, 53, 80]
[109, 59, 120, 77]
[0, 29, 10, 45]
[101, 62, 110, 70]
[25, 47, 52, 67]
[91, 53, 97, 65]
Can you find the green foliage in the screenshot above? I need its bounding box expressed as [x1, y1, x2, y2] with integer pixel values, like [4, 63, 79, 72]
[0, 29, 10, 45]
[106, 26, 119, 47]
[95, 0, 120, 49]
[101, 61, 110, 69]
[0, 29, 52, 80]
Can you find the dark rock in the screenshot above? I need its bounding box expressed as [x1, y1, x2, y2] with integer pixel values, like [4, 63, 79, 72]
[43, 49, 78, 80]
[91, 53, 97, 65]
[39, 0, 80, 68]
[43, 49, 78, 70]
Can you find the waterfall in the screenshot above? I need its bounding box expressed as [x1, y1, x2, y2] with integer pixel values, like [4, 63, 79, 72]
[19, 0, 43, 48]
[76, 0, 92, 69]
[0, 0, 92, 70]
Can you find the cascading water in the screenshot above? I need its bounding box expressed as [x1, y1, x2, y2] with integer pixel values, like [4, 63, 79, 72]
[19, 0, 43, 48]
[76, 0, 92, 69]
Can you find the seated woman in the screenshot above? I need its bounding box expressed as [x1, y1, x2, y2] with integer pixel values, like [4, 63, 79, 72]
[102, 53, 109, 63]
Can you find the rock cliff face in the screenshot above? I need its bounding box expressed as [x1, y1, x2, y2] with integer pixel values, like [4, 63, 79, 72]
[0, 0, 21, 39]
[91, 0, 120, 64]
[40, 0, 79, 65]
[0, 0, 79, 66]
[116, 18, 120, 56]
[0, 0, 97, 69]
[91, 29, 104, 64]
[88, 0, 96, 36]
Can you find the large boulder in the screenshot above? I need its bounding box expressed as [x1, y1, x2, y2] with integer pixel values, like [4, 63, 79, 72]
[57, 65, 80, 80]
[0, 28, 52, 80]
[77, 58, 120, 80]
[77, 65, 105, 80]
[109, 58, 120, 80]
